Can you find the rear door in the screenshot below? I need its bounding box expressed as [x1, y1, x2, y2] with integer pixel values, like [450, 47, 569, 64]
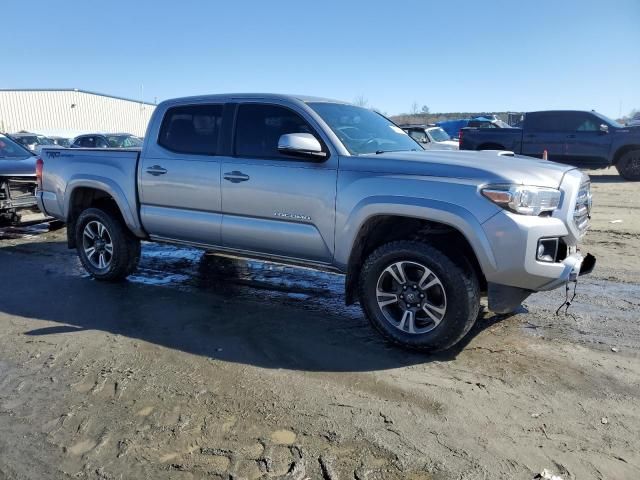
[138, 103, 224, 245]
[521, 112, 569, 161]
[563, 112, 612, 168]
[220, 102, 337, 264]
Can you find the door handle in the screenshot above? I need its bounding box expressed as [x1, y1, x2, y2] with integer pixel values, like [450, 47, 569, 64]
[566, 134, 576, 139]
[525, 134, 536, 138]
[146, 165, 167, 176]
[224, 171, 250, 183]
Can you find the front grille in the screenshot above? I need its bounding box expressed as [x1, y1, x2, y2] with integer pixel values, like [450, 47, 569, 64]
[574, 181, 591, 234]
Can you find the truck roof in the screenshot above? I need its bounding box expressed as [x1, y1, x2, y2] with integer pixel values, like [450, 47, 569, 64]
[526, 110, 598, 115]
[158, 93, 349, 107]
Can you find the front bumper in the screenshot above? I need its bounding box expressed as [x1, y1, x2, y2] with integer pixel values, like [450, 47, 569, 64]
[537, 251, 596, 291]
[487, 252, 596, 313]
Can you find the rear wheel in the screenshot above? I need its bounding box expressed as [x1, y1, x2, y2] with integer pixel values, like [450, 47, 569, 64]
[359, 241, 480, 352]
[75, 207, 140, 281]
[616, 150, 640, 181]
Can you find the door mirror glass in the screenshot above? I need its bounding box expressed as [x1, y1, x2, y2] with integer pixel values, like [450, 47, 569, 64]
[278, 133, 326, 159]
[599, 123, 609, 134]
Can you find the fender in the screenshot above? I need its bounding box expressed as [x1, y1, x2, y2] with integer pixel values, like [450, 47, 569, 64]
[336, 195, 499, 277]
[64, 175, 145, 237]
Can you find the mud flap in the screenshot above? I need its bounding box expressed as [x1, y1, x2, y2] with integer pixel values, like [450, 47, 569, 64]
[579, 253, 596, 276]
[488, 283, 532, 314]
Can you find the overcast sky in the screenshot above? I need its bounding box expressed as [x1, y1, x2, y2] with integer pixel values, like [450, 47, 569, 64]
[2, 0, 639, 117]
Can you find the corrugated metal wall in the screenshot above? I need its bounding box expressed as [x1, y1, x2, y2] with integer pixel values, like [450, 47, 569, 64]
[0, 90, 156, 137]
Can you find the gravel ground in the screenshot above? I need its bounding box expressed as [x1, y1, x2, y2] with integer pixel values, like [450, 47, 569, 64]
[0, 167, 638, 480]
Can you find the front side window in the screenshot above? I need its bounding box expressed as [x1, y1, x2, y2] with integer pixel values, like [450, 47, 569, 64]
[95, 137, 109, 148]
[234, 104, 319, 159]
[308, 102, 421, 155]
[159, 104, 223, 155]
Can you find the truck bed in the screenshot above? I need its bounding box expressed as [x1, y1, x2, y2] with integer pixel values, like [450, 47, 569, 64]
[460, 127, 523, 153]
[38, 148, 141, 227]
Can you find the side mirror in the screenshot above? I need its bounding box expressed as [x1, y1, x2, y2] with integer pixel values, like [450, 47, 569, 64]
[278, 133, 326, 159]
[599, 124, 609, 134]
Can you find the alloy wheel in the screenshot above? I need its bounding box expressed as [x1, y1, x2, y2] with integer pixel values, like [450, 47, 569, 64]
[375, 261, 447, 334]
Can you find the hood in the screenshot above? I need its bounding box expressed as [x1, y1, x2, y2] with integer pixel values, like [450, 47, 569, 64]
[357, 150, 573, 188]
[0, 157, 37, 177]
[434, 140, 460, 149]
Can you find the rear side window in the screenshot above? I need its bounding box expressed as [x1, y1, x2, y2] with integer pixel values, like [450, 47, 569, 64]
[159, 104, 223, 155]
[525, 113, 562, 132]
[79, 137, 96, 148]
[234, 104, 317, 159]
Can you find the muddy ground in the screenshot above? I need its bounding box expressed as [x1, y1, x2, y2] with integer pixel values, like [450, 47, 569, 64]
[0, 167, 638, 480]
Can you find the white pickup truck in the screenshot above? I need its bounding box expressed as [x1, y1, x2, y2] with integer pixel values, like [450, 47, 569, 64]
[38, 93, 595, 351]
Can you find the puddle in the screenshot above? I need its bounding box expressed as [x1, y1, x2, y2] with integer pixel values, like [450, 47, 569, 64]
[0, 222, 53, 240]
[132, 242, 361, 319]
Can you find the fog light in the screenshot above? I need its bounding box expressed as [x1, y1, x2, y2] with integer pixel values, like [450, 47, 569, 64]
[537, 238, 559, 262]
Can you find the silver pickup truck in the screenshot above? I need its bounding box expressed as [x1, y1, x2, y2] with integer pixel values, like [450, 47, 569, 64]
[38, 94, 595, 351]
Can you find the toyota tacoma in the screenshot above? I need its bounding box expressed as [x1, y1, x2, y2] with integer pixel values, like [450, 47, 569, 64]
[37, 94, 595, 351]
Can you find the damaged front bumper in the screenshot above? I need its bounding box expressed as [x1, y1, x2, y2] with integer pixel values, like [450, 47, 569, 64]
[488, 252, 596, 314]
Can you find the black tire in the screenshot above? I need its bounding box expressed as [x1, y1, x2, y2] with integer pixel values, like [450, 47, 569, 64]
[75, 207, 140, 281]
[616, 150, 640, 181]
[358, 241, 480, 352]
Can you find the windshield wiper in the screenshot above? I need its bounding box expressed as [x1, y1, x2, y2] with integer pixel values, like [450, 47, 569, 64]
[374, 148, 419, 154]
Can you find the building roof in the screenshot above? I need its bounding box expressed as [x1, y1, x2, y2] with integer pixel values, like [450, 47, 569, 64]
[0, 88, 156, 106]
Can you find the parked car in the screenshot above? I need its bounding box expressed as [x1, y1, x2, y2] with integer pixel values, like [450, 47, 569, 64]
[70, 133, 143, 149]
[467, 116, 510, 129]
[459, 110, 640, 180]
[400, 125, 459, 150]
[38, 93, 595, 352]
[0, 133, 38, 225]
[10, 132, 55, 153]
[49, 136, 72, 147]
[436, 116, 508, 139]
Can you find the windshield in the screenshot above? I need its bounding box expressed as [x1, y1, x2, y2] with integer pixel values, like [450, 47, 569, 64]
[308, 102, 422, 155]
[0, 135, 32, 159]
[427, 127, 451, 142]
[106, 135, 143, 148]
[593, 111, 624, 128]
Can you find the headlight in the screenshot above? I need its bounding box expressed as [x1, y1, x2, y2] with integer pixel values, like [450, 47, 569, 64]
[481, 184, 561, 215]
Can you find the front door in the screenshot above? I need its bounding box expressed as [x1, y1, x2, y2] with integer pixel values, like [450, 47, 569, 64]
[220, 102, 337, 264]
[138, 103, 224, 245]
[563, 112, 613, 168]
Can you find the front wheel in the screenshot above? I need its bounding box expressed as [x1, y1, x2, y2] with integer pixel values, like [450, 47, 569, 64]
[75, 207, 140, 281]
[359, 241, 480, 352]
[616, 150, 640, 181]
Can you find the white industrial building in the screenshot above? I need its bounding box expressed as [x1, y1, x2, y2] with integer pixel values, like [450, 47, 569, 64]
[0, 89, 156, 138]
